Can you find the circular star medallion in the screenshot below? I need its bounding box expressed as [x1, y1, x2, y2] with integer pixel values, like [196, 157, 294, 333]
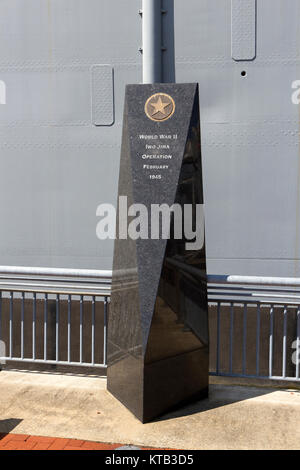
[145, 92, 175, 122]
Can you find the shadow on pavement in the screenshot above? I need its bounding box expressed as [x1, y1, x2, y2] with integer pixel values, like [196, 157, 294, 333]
[0, 419, 23, 437]
[154, 385, 279, 422]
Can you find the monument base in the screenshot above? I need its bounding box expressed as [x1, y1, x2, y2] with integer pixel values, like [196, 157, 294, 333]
[109, 351, 208, 423]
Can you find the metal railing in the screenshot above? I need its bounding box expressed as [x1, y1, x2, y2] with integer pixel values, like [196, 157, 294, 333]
[208, 275, 300, 382]
[0, 267, 299, 383]
[0, 266, 111, 369]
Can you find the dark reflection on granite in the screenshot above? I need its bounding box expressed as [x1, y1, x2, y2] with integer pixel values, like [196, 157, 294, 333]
[106, 97, 143, 419]
[107, 84, 208, 423]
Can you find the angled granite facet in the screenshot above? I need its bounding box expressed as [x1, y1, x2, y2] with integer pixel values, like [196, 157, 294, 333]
[107, 83, 209, 423]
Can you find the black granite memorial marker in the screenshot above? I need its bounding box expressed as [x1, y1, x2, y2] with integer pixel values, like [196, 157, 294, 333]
[107, 83, 209, 423]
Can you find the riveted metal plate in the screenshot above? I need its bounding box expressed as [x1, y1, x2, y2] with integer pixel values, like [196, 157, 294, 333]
[91, 65, 114, 126]
[231, 0, 256, 61]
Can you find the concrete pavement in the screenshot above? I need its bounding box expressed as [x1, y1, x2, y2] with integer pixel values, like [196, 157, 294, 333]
[0, 370, 299, 450]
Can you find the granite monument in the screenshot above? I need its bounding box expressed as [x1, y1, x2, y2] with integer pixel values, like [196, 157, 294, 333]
[107, 83, 209, 423]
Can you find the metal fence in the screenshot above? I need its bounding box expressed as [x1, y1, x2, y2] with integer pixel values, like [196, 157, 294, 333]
[0, 266, 111, 369]
[209, 276, 300, 383]
[0, 267, 299, 383]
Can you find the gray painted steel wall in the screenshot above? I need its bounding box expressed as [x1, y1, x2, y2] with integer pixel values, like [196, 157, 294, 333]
[0, 0, 299, 277]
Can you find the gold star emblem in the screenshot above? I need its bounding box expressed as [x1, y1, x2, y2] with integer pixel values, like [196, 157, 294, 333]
[145, 93, 175, 122]
[150, 97, 170, 117]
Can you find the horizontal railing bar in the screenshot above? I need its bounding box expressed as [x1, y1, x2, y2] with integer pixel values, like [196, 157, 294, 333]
[0, 265, 112, 279]
[208, 291, 300, 300]
[0, 287, 111, 296]
[0, 357, 107, 368]
[209, 298, 300, 306]
[208, 275, 300, 287]
[252, 293, 300, 300]
[208, 285, 300, 294]
[0, 275, 112, 286]
[209, 372, 300, 382]
[0, 280, 111, 292]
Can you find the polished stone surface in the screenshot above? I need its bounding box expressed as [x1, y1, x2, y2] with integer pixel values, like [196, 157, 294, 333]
[107, 84, 208, 423]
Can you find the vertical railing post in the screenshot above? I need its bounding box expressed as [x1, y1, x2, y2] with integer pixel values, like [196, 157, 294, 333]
[103, 296, 108, 366]
[229, 303, 234, 374]
[56, 294, 60, 362]
[256, 302, 261, 376]
[242, 303, 247, 375]
[0, 292, 2, 343]
[269, 305, 274, 377]
[216, 302, 221, 374]
[67, 295, 71, 363]
[80, 295, 83, 363]
[296, 307, 300, 380]
[32, 293, 36, 360]
[21, 292, 25, 360]
[9, 292, 13, 358]
[91, 296, 95, 365]
[44, 293, 48, 361]
[282, 306, 287, 378]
